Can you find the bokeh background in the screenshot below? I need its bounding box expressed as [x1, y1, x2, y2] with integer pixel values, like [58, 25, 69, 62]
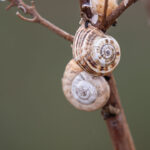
[0, 0, 150, 150]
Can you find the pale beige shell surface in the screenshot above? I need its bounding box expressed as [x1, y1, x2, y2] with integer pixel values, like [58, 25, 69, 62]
[62, 59, 110, 112]
[73, 24, 121, 76]
[90, 0, 118, 17]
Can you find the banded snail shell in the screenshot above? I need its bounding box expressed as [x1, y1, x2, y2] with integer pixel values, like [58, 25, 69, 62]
[62, 59, 110, 112]
[81, 0, 118, 24]
[73, 24, 121, 76]
[90, 0, 118, 20]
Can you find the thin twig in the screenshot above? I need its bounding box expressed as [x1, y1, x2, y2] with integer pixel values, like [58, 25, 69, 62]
[143, 0, 150, 24]
[104, 0, 138, 30]
[101, 0, 109, 27]
[6, 0, 74, 42]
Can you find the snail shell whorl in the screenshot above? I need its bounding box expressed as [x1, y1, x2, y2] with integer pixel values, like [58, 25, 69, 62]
[90, 0, 118, 22]
[73, 24, 121, 76]
[62, 59, 110, 112]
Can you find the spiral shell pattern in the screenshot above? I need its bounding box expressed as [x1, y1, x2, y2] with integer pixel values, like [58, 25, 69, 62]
[73, 24, 121, 76]
[62, 59, 110, 111]
[72, 72, 97, 105]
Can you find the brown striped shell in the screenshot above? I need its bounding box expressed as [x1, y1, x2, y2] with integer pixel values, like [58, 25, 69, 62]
[90, 0, 118, 23]
[72, 24, 121, 76]
[62, 59, 110, 112]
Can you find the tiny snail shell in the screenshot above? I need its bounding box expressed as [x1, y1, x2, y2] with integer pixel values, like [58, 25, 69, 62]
[62, 59, 110, 112]
[72, 24, 121, 76]
[90, 0, 118, 23]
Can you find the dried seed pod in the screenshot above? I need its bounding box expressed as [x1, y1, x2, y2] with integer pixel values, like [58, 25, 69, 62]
[73, 24, 121, 76]
[62, 59, 110, 112]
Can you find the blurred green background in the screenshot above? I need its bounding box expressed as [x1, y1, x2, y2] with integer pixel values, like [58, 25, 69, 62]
[0, 0, 150, 150]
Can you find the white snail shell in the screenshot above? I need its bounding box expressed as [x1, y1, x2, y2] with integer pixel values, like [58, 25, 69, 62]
[73, 24, 121, 76]
[62, 59, 110, 112]
[90, 0, 118, 23]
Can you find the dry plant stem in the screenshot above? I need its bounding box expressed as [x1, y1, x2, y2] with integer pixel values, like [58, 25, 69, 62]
[37, 17, 74, 42]
[143, 0, 150, 22]
[7, 0, 74, 42]
[105, 0, 138, 30]
[101, 0, 109, 26]
[79, 0, 136, 150]
[103, 75, 135, 150]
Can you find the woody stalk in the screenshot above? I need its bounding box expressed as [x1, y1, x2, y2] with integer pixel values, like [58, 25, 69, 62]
[2, 0, 139, 150]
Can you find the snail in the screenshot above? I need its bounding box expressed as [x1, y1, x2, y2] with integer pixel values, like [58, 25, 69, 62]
[72, 24, 121, 76]
[81, 0, 118, 24]
[62, 59, 110, 112]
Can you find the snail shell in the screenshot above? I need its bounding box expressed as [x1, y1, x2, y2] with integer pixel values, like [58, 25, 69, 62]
[72, 24, 121, 76]
[90, 0, 118, 23]
[62, 59, 110, 112]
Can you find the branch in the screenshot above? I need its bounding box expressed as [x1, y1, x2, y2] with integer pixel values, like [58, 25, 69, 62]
[143, 0, 150, 24]
[102, 75, 136, 150]
[79, 0, 137, 150]
[104, 0, 138, 30]
[6, 0, 74, 42]
[101, 0, 109, 27]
